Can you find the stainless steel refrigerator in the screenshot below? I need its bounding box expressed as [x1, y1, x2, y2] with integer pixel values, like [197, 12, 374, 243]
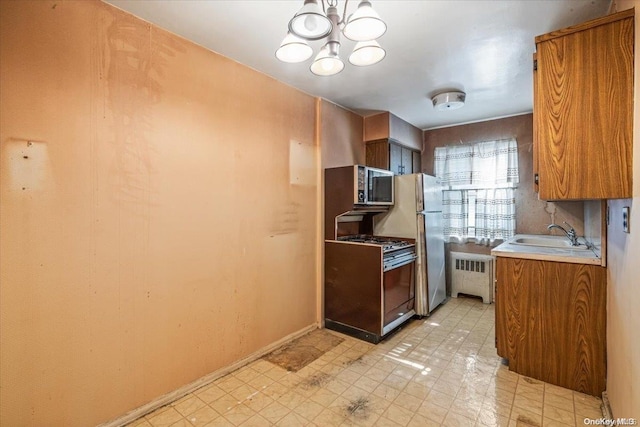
[374, 174, 446, 316]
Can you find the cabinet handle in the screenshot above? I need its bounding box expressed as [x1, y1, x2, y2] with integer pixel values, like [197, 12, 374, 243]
[534, 173, 539, 185]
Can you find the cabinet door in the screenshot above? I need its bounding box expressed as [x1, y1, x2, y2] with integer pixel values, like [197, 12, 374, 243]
[534, 11, 633, 199]
[400, 146, 413, 175]
[366, 140, 421, 176]
[494, 261, 509, 359]
[495, 258, 546, 379]
[366, 140, 390, 171]
[412, 151, 422, 174]
[495, 257, 606, 396]
[542, 261, 606, 396]
[389, 143, 403, 175]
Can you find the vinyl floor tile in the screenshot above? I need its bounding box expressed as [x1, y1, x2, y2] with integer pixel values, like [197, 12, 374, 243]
[124, 298, 604, 427]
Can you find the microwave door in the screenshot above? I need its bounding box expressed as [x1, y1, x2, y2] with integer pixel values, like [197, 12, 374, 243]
[368, 171, 393, 205]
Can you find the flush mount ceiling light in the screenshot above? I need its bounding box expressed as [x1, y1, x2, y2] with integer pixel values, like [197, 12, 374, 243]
[276, 0, 387, 76]
[432, 91, 466, 111]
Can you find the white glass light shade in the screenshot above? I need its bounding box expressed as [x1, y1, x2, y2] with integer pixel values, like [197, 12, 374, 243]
[343, 0, 387, 41]
[276, 33, 313, 63]
[349, 40, 385, 66]
[288, 0, 332, 40]
[310, 46, 344, 76]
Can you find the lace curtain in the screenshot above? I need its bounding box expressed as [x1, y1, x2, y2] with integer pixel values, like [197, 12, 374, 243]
[435, 139, 519, 243]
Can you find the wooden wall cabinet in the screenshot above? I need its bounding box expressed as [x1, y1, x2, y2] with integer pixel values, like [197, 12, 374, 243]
[364, 112, 422, 175]
[533, 9, 634, 200]
[495, 257, 606, 396]
[363, 112, 423, 148]
[366, 139, 421, 175]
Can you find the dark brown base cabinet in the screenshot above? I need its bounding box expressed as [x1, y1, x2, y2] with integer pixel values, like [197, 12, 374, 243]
[324, 241, 415, 344]
[495, 257, 606, 396]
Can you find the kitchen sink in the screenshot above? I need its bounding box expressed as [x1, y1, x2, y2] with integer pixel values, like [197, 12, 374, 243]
[510, 236, 590, 250]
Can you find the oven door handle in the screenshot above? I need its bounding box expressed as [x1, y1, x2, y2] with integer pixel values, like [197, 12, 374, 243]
[383, 255, 417, 272]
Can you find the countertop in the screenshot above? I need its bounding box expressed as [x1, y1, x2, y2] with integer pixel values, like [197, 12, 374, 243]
[491, 234, 602, 265]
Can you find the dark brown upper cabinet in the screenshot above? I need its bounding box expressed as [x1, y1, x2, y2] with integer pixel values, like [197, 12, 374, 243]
[364, 112, 422, 175]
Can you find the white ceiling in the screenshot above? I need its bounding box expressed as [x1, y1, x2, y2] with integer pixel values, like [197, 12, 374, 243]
[103, 0, 611, 130]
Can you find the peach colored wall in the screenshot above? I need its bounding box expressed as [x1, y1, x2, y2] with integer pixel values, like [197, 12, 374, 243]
[0, 1, 319, 425]
[606, 1, 640, 419]
[320, 99, 365, 169]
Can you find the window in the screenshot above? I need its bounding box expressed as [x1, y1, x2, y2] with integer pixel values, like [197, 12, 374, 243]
[434, 139, 519, 243]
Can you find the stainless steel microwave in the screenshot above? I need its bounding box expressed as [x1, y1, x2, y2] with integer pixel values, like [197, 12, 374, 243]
[355, 165, 394, 206]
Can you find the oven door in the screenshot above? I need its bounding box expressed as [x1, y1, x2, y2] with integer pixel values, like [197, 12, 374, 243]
[382, 257, 416, 333]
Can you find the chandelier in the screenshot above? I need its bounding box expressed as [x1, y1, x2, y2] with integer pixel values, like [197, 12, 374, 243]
[276, 0, 387, 76]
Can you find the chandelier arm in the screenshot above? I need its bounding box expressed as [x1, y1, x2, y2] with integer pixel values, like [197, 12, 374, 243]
[340, 0, 349, 27]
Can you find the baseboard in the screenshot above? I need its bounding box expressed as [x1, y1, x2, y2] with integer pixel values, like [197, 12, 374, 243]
[98, 323, 319, 427]
[602, 391, 613, 419]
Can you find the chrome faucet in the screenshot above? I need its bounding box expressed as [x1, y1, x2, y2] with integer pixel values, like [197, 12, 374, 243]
[547, 222, 580, 246]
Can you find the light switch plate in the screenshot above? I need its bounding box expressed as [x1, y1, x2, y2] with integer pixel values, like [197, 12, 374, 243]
[622, 206, 630, 233]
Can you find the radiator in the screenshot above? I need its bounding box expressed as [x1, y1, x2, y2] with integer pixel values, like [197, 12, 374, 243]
[450, 252, 494, 304]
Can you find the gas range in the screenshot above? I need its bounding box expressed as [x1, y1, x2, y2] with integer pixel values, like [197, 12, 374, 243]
[337, 234, 414, 253]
